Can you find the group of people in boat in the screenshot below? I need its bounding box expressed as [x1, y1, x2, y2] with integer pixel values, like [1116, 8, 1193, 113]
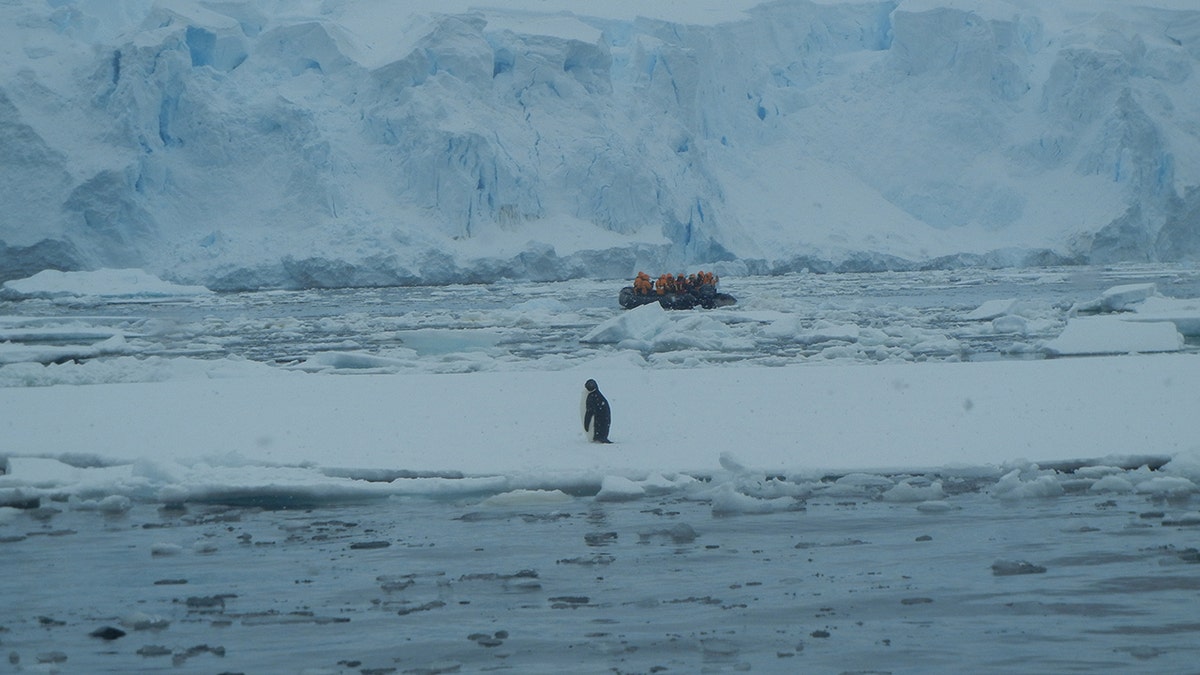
[621, 270, 734, 309]
[631, 270, 720, 296]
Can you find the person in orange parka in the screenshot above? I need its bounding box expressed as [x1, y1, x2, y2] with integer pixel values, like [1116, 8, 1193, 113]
[633, 271, 652, 295]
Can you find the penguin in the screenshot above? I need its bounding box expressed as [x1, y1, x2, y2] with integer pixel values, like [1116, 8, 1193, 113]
[581, 379, 612, 443]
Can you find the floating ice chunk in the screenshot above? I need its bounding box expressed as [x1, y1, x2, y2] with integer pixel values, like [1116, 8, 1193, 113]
[992, 469, 1064, 500]
[1134, 476, 1198, 497]
[510, 298, 568, 312]
[1072, 283, 1157, 314]
[710, 483, 801, 516]
[121, 612, 170, 631]
[1163, 512, 1200, 526]
[760, 315, 804, 340]
[736, 477, 815, 500]
[193, 540, 219, 554]
[991, 559, 1047, 576]
[800, 321, 862, 346]
[1088, 475, 1135, 493]
[827, 473, 895, 496]
[836, 473, 896, 487]
[718, 452, 749, 474]
[0, 325, 129, 342]
[595, 475, 645, 502]
[480, 489, 571, 507]
[1073, 465, 1125, 479]
[73, 494, 133, 514]
[1096, 283, 1157, 312]
[1160, 452, 1200, 484]
[1, 269, 212, 301]
[825, 470, 892, 497]
[638, 523, 699, 544]
[0, 354, 289, 387]
[652, 314, 745, 352]
[965, 299, 1018, 321]
[193, 535, 219, 552]
[991, 315, 1027, 335]
[1043, 316, 1183, 356]
[580, 304, 746, 353]
[883, 480, 945, 502]
[581, 304, 670, 343]
[0, 487, 41, 510]
[157, 485, 190, 505]
[762, 317, 861, 346]
[915, 500, 958, 513]
[909, 334, 963, 357]
[817, 344, 862, 360]
[0, 333, 136, 366]
[638, 473, 697, 495]
[3, 456, 107, 490]
[1127, 296, 1200, 337]
[0, 506, 21, 524]
[303, 350, 414, 370]
[151, 543, 184, 556]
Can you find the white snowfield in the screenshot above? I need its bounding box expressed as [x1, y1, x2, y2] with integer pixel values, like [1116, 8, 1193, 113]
[2, 351, 1198, 507]
[15, 352, 1200, 477]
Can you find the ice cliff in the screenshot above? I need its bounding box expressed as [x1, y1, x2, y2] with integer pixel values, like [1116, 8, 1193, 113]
[1, 0, 1199, 289]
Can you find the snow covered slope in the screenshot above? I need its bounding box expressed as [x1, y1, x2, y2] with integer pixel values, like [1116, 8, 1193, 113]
[2, 0, 1199, 288]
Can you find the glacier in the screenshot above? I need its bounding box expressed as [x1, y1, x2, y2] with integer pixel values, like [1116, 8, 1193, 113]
[2, 0, 1199, 289]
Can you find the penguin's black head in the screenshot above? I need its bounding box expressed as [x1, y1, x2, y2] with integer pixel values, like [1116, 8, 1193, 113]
[585, 379, 597, 391]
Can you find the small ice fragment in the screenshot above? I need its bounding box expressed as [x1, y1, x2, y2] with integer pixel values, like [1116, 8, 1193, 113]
[97, 495, 133, 514]
[151, 543, 184, 556]
[991, 559, 1047, 576]
[122, 612, 170, 630]
[595, 476, 644, 502]
[965, 298, 1018, 321]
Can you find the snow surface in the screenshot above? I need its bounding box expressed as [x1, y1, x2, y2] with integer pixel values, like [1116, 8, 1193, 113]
[2, 267, 1198, 510]
[3, 350, 1197, 508]
[4, 0, 1200, 288]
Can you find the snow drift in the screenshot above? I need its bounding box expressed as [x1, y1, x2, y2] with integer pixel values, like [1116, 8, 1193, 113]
[2, 0, 1200, 289]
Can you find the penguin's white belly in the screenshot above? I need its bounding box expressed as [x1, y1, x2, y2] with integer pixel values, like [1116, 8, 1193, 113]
[580, 391, 592, 438]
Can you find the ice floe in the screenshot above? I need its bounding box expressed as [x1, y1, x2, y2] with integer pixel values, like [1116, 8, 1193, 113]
[1, 269, 212, 302]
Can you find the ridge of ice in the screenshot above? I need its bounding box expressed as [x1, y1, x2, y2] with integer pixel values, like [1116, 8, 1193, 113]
[4, 1, 1200, 288]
